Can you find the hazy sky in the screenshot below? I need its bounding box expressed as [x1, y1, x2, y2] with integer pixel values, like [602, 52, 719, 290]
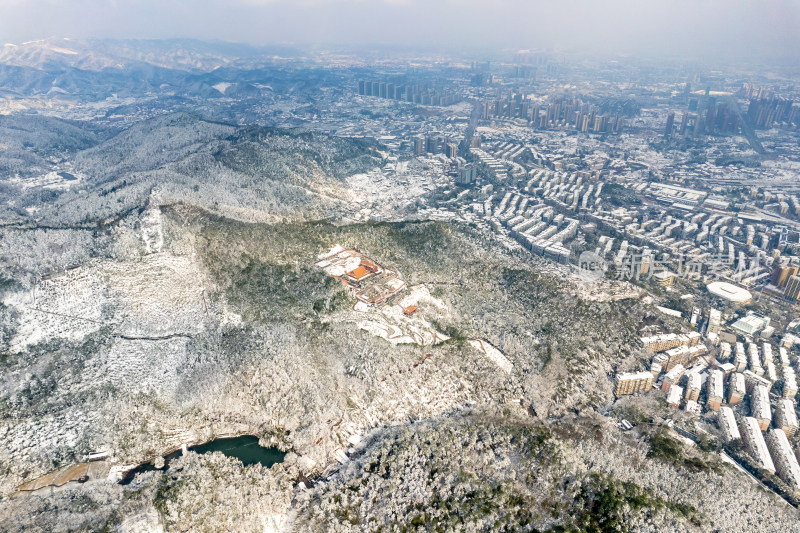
[1, 0, 798, 61]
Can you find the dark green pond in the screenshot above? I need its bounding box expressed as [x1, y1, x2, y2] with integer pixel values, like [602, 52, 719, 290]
[190, 436, 286, 467]
[120, 436, 285, 484]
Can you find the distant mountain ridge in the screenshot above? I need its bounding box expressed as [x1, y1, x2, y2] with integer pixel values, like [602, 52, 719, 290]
[0, 38, 299, 73]
[0, 38, 308, 99]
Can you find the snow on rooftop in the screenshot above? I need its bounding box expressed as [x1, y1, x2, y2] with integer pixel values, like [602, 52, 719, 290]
[707, 281, 752, 303]
[318, 245, 345, 260]
[325, 264, 346, 277]
[343, 256, 362, 272]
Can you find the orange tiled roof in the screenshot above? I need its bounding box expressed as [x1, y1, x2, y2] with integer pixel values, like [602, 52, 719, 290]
[349, 266, 371, 280]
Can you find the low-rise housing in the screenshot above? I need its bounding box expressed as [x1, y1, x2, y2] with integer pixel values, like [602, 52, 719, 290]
[716, 361, 735, 375]
[719, 341, 732, 360]
[667, 385, 683, 409]
[734, 342, 747, 372]
[766, 428, 800, 490]
[781, 334, 799, 348]
[708, 309, 722, 336]
[707, 369, 723, 411]
[718, 406, 740, 442]
[752, 384, 772, 431]
[640, 331, 701, 352]
[739, 416, 776, 473]
[614, 371, 654, 396]
[783, 368, 798, 399]
[775, 399, 799, 437]
[684, 399, 701, 415]
[662, 364, 685, 392]
[684, 372, 701, 401]
[779, 346, 791, 367]
[650, 360, 662, 376]
[748, 343, 764, 376]
[728, 372, 746, 405]
[762, 342, 774, 364]
[663, 344, 707, 371]
[766, 361, 778, 382]
[743, 370, 773, 393]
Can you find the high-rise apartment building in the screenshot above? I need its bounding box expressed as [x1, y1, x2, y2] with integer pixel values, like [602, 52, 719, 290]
[664, 112, 675, 137]
[679, 113, 689, 135]
[414, 137, 426, 156]
[785, 275, 800, 300]
[457, 164, 476, 186]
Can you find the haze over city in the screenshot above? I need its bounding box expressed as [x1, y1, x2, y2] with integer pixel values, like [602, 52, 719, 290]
[1, 0, 799, 62]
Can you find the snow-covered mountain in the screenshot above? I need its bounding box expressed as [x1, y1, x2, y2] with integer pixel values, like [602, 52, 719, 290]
[0, 39, 122, 71]
[0, 38, 305, 100]
[0, 38, 295, 73]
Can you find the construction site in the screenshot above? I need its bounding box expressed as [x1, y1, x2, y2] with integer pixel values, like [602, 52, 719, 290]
[314, 246, 407, 305]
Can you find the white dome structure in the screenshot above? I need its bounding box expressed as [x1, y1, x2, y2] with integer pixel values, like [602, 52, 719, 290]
[707, 281, 752, 304]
